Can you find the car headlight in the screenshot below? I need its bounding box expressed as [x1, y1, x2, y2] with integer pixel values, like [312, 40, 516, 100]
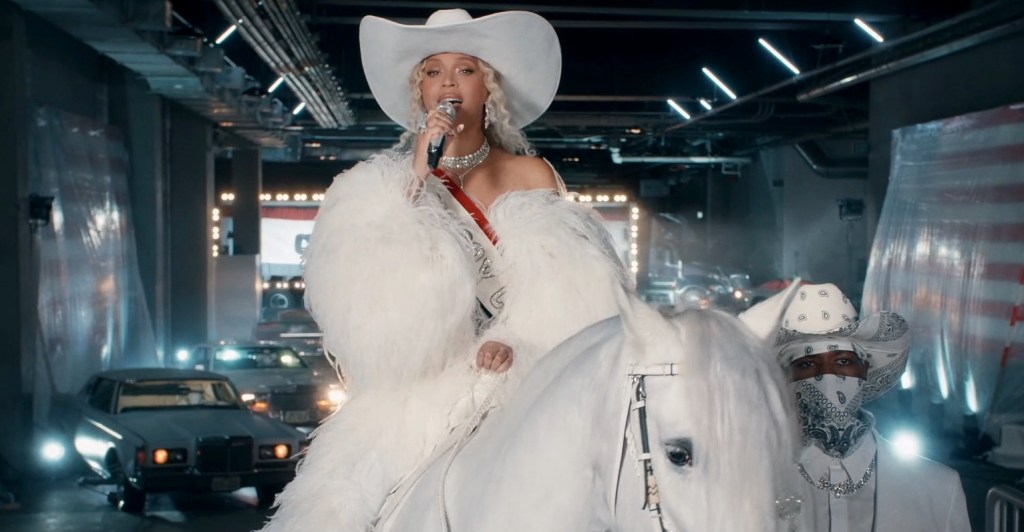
[240, 392, 256, 402]
[152, 448, 187, 465]
[733, 289, 744, 299]
[327, 387, 346, 405]
[259, 444, 292, 460]
[40, 440, 65, 463]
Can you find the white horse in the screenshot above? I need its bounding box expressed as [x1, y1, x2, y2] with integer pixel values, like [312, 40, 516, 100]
[375, 295, 796, 532]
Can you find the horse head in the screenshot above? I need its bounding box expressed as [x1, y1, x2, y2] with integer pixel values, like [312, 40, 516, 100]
[617, 284, 799, 531]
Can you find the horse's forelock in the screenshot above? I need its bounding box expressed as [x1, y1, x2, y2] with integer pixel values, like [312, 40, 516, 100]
[659, 309, 796, 530]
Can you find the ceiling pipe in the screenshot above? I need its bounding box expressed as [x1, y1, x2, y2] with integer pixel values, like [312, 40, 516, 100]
[215, 0, 353, 128]
[664, 0, 1021, 132]
[798, 15, 1024, 100]
[609, 148, 750, 165]
[312, 1, 899, 23]
[793, 141, 866, 179]
[735, 120, 868, 155]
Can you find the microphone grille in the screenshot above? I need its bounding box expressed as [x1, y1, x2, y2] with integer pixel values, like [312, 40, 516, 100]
[438, 99, 459, 119]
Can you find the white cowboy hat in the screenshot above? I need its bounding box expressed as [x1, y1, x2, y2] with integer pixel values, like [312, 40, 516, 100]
[775, 283, 910, 402]
[359, 9, 561, 130]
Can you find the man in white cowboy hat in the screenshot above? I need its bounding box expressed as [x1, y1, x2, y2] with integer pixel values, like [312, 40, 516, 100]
[260, 9, 630, 531]
[775, 283, 970, 532]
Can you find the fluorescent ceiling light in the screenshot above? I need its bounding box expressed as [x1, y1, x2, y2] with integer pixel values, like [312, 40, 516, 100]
[701, 67, 737, 100]
[698, 99, 712, 111]
[268, 76, 285, 93]
[292, 102, 307, 115]
[757, 38, 801, 75]
[666, 99, 691, 119]
[215, 24, 237, 45]
[854, 18, 885, 43]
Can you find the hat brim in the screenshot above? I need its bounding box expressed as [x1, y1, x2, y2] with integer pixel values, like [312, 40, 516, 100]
[359, 11, 561, 130]
[777, 311, 910, 402]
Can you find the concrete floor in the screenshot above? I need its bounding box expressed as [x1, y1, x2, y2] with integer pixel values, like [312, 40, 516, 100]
[0, 411, 1021, 531]
[0, 478, 273, 532]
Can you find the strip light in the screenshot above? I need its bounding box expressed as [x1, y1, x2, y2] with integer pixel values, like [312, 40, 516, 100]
[854, 18, 885, 43]
[214, 24, 237, 45]
[666, 99, 691, 119]
[267, 76, 285, 93]
[698, 99, 713, 111]
[701, 67, 737, 100]
[757, 38, 801, 75]
[292, 102, 307, 115]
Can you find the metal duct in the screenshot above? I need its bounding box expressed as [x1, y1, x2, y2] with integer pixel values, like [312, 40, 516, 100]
[214, 0, 353, 128]
[666, 0, 1024, 132]
[610, 148, 750, 165]
[797, 15, 1024, 101]
[12, 0, 291, 147]
[793, 142, 866, 179]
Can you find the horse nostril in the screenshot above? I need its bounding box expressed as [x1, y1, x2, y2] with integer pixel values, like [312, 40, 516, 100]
[665, 438, 694, 467]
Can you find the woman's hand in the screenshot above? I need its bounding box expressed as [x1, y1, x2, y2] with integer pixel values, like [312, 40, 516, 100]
[476, 340, 513, 373]
[412, 107, 463, 179]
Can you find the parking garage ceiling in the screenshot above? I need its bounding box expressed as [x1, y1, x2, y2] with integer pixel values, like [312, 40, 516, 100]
[21, 0, 1024, 184]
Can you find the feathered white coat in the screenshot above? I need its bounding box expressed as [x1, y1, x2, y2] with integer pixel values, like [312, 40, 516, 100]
[261, 150, 628, 531]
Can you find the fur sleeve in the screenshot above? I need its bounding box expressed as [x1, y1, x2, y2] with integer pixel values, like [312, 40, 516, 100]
[302, 151, 478, 392]
[484, 190, 629, 380]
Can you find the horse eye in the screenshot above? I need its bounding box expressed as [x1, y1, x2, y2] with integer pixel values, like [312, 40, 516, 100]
[664, 438, 694, 467]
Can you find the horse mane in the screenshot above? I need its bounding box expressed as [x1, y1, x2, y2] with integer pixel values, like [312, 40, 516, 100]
[652, 308, 797, 530]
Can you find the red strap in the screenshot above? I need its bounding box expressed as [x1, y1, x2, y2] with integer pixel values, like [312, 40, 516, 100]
[432, 168, 500, 245]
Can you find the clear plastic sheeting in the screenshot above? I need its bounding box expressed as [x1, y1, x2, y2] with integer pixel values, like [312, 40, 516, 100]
[29, 106, 157, 416]
[863, 103, 1024, 439]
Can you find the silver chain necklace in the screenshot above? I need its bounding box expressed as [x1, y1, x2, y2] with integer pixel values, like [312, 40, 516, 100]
[797, 456, 875, 498]
[440, 139, 490, 185]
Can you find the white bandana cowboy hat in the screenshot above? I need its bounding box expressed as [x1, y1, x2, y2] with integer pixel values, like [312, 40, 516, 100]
[359, 9, 561, 130]
[775, 283, 910, 402]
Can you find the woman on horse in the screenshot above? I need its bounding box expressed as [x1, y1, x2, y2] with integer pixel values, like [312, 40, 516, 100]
[261, 9, 629, 531]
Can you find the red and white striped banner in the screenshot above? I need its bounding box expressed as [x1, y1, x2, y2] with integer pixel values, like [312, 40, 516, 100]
[863, 102, 1024, 435]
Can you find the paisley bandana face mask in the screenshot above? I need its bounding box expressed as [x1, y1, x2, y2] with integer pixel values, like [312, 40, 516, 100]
[790, 374, 872, 458]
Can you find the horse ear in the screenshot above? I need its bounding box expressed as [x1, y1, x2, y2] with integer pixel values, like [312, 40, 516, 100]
[615, 288, 673, 351]
[736, 278, 802, 343]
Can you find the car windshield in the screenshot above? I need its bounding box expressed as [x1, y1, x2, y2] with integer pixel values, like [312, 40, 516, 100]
[729, 274, 752, 289]
[212, 346, 307, 371]
[117, 379, 243, 413]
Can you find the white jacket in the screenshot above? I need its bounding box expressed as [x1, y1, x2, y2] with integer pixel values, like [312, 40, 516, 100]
[261, 150, 627, 531]
[787, 431, 971, 532]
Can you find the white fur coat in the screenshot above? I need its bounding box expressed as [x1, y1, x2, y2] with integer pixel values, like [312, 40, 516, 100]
[262, 150, 627, 531]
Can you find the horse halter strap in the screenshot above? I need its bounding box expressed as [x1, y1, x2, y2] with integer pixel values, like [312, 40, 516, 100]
[628, 363, 679, 532]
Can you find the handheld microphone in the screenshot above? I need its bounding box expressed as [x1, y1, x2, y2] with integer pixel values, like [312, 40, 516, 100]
[427, 98, 460, 170]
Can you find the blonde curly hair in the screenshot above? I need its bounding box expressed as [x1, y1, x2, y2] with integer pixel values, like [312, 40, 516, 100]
[396, 57, 534, 156]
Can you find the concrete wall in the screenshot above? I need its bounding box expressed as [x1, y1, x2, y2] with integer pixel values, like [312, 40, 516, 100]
[0, 1, 219, 461]
[722, 142, 870, 296]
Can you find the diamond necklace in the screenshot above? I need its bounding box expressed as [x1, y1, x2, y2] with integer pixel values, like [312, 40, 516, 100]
[440, 139, 490, 185]
[796, 456, 875, 498]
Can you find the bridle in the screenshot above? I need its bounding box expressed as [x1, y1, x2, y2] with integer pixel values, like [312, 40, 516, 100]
[621, 363, 680, 532]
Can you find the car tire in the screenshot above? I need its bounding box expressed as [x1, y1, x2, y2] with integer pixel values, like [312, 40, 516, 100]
[108, 456, 145, 514]
[118, 476, 146, 514]
[256, 483, 285, 508]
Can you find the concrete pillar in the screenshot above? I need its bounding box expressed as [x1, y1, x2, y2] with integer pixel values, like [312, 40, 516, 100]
[108, 72, 167, 363]
[231, 148, 262, 256]
[167, 104, 213, 353]
[0, 0, 34, 464]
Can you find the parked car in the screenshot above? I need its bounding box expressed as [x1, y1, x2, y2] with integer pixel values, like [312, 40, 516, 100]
[254, 308, 325, 359]
[49, 368, 306, 512]
[641, 274, 715, 311]
[177, 341, 346, 431]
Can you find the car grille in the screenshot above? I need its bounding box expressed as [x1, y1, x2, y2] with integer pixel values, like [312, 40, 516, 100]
[269, 386, 317, 410]
[195, 436, 253, 473]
